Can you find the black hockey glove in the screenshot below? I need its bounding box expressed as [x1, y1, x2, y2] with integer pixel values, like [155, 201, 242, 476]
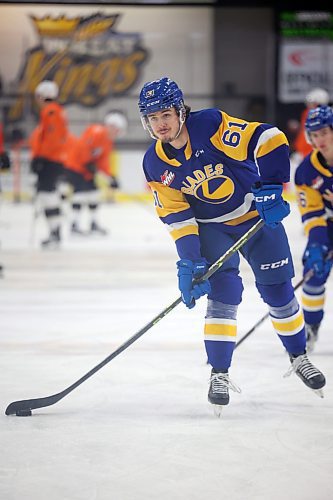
[85, 162, 97, 174]
[30, 157, 44, 174]
[0, 151, 10, 170]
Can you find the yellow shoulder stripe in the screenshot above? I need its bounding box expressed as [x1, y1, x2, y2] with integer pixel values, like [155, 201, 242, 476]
[149, 181, 190, 218]
[170, 225, 199, 241]
[256, 131, 288, 158]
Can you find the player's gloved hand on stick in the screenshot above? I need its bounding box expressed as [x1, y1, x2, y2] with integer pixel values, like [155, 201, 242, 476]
[176, 258, 211, 309]
[303, 243, 332, 279]
[109, 175, 119, 189]
[30, 157, 44, 174]
[251, 182, 290, 228]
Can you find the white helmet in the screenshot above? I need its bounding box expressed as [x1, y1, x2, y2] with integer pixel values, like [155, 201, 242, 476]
[35, 80, 59, 100]
[305, 88, 329, 106]
[104, 112, 128, 135]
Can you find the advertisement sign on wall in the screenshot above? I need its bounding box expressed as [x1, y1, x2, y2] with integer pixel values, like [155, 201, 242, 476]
[278, 10, 333, 103]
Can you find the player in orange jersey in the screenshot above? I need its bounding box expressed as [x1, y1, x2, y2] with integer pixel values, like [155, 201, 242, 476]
[30, 80, 69, 248]
[64, 111, 127, 235]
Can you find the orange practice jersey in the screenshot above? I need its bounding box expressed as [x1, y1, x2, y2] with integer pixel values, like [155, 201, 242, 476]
[65, 124, 114, 180]
[293, 108, 313, 158]
[32, 102, 69, 163]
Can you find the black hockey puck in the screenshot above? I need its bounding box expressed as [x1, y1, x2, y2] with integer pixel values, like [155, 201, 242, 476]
[16, 409, 32, 417]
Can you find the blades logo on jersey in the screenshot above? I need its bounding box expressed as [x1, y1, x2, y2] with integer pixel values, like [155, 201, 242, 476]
[181, 162, 235, 204]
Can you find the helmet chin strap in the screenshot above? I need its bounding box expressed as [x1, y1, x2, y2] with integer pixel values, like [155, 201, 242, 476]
[172, 111, 186, 142]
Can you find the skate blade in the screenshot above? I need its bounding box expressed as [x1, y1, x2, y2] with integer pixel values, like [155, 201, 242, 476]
[41, 242, 61, 250]
[313, 388, 324, 399]
[212, 404, 224, 418]
[90, 231, 108, 236]
[71, 232, 88, 237]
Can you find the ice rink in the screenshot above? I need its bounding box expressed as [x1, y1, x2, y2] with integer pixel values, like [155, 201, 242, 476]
[1, 198, 333, 500]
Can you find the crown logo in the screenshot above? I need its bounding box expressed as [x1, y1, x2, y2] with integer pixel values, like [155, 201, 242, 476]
[30, 14, 119, 39]
[30, 15, 80, 37]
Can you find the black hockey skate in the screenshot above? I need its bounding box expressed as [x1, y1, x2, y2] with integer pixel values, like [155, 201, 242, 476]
[305, 323, 320, 353]
[89, 221, 108, 236]
[284, 353, 326, 398]
[208, 368, 241, 417]
[41, 228, 61, 249]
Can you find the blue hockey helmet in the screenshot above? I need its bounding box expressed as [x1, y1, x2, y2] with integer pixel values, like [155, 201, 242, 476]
[138, 77, 184, 116]
[138, 77, 187, 140]
[305, 105, 333, 133]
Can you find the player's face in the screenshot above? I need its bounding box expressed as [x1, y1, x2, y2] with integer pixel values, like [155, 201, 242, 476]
[147, 108, 181, 143]
[310, 127, 333, 158]
[35, 96, 48, 109]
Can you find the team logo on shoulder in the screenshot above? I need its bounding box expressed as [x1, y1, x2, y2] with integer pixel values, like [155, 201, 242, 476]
[161, 169, 175, 186]
[312, 176, 324, 189]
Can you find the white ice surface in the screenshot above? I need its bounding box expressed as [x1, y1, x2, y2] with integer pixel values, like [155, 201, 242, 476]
[1, 199, 333, 500]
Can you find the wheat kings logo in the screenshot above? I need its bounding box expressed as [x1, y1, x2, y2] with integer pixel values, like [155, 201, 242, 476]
[9, 13, 149, 121]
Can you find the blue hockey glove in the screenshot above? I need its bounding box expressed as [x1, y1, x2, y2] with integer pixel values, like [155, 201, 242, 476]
[176, 258, 211, 309]
[251, 182, 290, 228]
[302, 243, 332, 279]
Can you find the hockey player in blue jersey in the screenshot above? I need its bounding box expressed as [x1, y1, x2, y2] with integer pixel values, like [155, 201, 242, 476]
[295, 105, 333, 353]
[138, 77, 326, 412]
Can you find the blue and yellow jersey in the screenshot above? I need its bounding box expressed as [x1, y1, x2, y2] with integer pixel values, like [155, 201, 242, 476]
[294, 150, 333, 247]
[143, 108, 290, 259]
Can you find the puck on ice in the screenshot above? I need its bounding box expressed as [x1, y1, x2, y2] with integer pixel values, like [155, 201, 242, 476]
[16, 409, 32, 417]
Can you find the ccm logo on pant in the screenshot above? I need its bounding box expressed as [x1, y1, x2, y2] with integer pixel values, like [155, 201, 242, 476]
[260, 258, 289, 270]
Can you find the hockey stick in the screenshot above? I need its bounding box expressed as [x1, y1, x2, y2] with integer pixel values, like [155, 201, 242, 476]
[5, 219, 264, 416]
[235, 249, 333, 349]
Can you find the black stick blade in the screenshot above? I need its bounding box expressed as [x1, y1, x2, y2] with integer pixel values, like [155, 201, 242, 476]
[5, 392, 63, 415]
